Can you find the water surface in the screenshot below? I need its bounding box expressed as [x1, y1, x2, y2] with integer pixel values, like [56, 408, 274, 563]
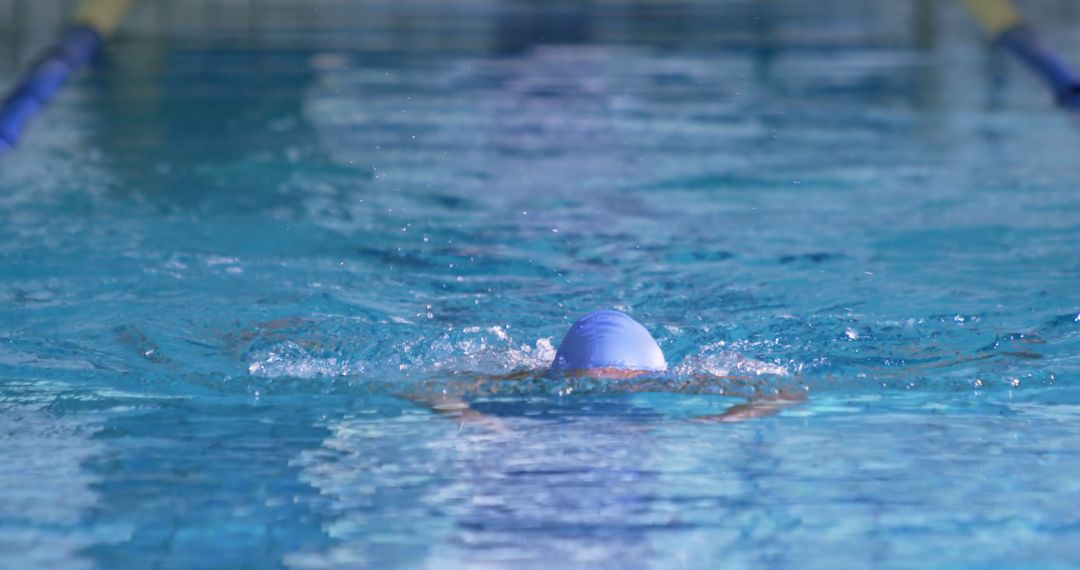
[3, 3, 1080, 569]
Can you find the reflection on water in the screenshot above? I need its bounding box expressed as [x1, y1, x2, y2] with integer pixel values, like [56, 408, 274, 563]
[292, 400, 665, 569]
[81, 395, 339, 568]
[0, 384, 122, 569]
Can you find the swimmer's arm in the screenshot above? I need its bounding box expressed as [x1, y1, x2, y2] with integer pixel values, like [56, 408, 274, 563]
[395, 370, 542, 431]
[695, 389, 807, 423]
[401, 388, 508, 432]
[675, 374, 806, 422]
[598, 373, 807, 422]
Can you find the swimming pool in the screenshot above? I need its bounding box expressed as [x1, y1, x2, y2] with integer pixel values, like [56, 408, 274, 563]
[3, 2, 1080, 568]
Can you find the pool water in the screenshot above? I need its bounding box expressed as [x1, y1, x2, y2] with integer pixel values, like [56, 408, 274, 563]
[3, 3, 1080, 568]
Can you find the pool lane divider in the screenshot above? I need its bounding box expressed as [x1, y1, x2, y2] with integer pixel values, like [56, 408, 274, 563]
[962, 0, 1080, 111]
[0, 0, 136, 157]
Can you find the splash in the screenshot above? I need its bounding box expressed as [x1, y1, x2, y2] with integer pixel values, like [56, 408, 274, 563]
[240, 322, 803, 398]
[247, 341, 355, 379]
[673, 341, 792, 377]
[423, 326, 556, 374]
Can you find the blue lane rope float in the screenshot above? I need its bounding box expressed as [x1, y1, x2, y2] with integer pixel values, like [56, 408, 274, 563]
[0, 0, 134, 157]
[961, 0, 1080, 111]
[998, 26, 1080, 109]
[0, 27, 102, 153]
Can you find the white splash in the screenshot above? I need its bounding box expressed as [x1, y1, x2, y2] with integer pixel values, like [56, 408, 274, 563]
[247, 341, 355, 379]
[674, 341, 790, 377]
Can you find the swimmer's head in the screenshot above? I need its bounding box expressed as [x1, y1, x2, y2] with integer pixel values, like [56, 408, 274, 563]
[551, 310, 667, 375]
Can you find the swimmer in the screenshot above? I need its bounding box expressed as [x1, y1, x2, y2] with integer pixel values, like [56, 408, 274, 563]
[114, 309, 803, 426]
[415, 309, 806, 426]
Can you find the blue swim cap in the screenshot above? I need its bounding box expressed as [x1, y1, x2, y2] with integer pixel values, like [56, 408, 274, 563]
[551, 310, 667, 373]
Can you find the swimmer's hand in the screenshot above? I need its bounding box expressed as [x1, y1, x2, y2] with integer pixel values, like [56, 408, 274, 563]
[695, 390, 807, 423]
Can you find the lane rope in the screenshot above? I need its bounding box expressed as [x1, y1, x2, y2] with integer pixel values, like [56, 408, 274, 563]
[0, 0, 135, 156]
[962, 0, 1080, 110]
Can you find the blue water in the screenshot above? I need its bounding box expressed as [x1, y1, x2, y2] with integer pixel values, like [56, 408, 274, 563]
[4, 3, 1080, 568]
